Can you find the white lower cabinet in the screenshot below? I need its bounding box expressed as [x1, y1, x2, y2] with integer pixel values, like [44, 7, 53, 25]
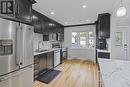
[0, 65, 33, 87]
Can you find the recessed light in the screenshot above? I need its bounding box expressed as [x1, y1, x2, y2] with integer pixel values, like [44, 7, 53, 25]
[65, 22, 68, 25]
[50, 11, 54, 15]
[79, 20, 83, 22]
[49, 23, 55, 26]
[82, 5, 87, 8]
[86, 19, 90, 22]
[32, 15, 37, 19]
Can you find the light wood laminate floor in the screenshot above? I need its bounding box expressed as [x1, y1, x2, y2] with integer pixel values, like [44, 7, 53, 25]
[34, 59, 99, 87]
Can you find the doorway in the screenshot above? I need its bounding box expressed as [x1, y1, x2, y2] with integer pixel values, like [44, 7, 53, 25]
[115, 26, 130, 61]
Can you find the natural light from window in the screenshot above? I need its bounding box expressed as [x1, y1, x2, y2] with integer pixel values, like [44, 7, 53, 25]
[72, 31, 94, 49]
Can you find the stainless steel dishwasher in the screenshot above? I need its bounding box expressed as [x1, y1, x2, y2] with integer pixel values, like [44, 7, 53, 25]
[46, 52, 54, 70]
[54, 49, 61, 67]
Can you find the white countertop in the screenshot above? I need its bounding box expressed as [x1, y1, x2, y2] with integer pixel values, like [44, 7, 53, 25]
[34, 48, 61, 56]
[97, 49, 110, 53]
[98, 58, 130, 87]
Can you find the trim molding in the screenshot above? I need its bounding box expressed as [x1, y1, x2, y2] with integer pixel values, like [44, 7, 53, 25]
[64, 23, 96, 28]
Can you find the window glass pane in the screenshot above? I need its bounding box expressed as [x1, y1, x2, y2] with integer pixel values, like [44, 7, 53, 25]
[88, 32, 94, 48]
[115, 32, 122, 46]
[89, 32, 94, 37]
[72, 32, 79, 48]
[71, 31, 95, 48]
[80, 32, 87, 48]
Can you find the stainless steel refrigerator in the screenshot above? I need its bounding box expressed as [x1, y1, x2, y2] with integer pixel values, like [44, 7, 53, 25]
[0, 18, 34, 87]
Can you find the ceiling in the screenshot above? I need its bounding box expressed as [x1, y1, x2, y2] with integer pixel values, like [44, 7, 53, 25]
[33, 0, 130, 26]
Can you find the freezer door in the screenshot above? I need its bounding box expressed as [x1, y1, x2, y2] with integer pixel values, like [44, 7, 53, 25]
[0, 72, 20, 87]
[0, 65, 33, 87]
[19, 65, 33, 87]
[0, 18, 19, 76]
[18, 23, 34, 68]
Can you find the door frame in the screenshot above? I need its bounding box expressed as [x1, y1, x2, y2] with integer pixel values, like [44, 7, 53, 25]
[116, 26, 130, 60]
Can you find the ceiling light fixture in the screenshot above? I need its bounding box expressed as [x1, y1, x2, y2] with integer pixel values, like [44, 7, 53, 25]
[117, 0, 126, 17]
[82, 5, 87, 8]
[32, 15, 37, 20]
[86, 19, 90, 22]
[79, 20, 83, 22]
[65, 22, 68, 25]
[51, 11, 54, 15]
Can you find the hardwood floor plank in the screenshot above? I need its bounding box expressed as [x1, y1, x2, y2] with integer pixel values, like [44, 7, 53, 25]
[34, 59, 99, 87]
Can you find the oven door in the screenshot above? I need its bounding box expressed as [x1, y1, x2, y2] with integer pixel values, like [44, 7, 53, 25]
[62, 51, 67, 59]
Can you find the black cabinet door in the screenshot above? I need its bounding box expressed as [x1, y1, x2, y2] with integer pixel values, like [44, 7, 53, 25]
[0, 0, 32, 24]
[43, 18, 51, 35]
[43, 34, 49, 41]
[98, 13, 110, 38]
[46, 52, 54, 69]
[34, 56, 40, 77]
[98, 52, 110, 59]
[56, 25, 64, 41]
[34, 54, 47, 79]
[32, 9, 64, 39]
[15, 0, 32, 23]
[60, 26, 64, 41]
[32, 10, 43, 33]
[38, 54, 47, 73]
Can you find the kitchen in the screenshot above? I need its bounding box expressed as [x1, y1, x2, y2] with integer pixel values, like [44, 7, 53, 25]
[0, 0, 130, 87]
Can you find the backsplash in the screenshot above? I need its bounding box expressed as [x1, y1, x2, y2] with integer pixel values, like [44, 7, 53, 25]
[33, 33, 52, 51]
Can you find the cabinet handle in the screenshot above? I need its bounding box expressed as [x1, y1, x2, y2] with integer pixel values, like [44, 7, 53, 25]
[15, 1, 19, 15]
[20, 62, 23, 65]
[16, 1, 20, 16]
[0, 71, 20, 81]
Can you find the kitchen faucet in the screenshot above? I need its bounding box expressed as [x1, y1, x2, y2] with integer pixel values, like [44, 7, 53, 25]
[38, 41, 44, 51]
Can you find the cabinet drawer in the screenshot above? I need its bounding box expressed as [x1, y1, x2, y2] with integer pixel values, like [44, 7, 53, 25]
[98, 52, 110, 59]
[34, 63, 39, 70]
[34, 57, 40, 63]
[34, 59, 40, 64]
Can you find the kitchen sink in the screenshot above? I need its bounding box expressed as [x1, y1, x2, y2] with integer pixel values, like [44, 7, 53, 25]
[35, 50, 48, 53]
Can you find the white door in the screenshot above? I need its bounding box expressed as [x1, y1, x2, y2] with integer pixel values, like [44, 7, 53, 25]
[115, 26, 130, 60]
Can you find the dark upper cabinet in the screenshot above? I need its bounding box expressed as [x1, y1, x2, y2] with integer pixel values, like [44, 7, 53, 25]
[15, 0, 32, 23]
[43, 18, 52, 35]
[0, 0, 34, 24]
[58, 26, 64, 41]
[97, 13, 110, 38]
[32, 10, 43, 33]
[32, 9, 64, 41]
[98, 52, 110, 59]
[42, 18, 64, 41]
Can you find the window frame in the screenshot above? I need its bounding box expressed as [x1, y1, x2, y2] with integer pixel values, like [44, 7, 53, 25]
[71, 30, 95, 49]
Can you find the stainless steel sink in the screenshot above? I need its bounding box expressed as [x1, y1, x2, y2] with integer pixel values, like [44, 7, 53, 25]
[35, 50, 48, 53]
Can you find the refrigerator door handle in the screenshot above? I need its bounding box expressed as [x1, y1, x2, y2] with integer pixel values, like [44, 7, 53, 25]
[0, 72, 19, 82]
[15, 26, 18, 66]
[20, 26, 24, 66]
[15, 25, 21, 67]
[16, 24, 23, 67]
[0, 65, 33, 82]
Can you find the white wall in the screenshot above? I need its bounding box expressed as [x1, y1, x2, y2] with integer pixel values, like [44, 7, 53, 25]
[110, 1, 130, 60]
[63, 25, 96, 61]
